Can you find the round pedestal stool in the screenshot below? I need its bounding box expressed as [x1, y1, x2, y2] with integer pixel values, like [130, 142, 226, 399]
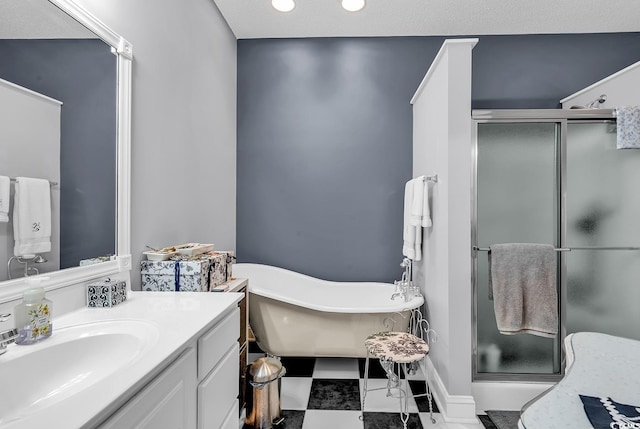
[362, 331, 435, 428]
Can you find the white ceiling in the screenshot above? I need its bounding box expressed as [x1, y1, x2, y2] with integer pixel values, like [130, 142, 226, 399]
[213, 0, 640, 39]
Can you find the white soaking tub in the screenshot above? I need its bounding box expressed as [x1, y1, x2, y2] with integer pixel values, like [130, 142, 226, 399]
[233, 263, 424, 358]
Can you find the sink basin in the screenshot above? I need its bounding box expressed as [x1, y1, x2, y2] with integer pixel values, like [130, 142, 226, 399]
[0, 320, 159, 425]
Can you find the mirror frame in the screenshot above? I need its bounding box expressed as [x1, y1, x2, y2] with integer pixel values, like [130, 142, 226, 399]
[0, 0, 132, 302]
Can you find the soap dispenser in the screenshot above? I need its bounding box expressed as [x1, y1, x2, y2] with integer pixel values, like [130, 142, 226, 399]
[14, 278, 53, 345]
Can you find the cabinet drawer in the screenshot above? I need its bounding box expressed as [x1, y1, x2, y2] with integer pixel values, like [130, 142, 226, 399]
[197, 343, 239, 429]
[220, 401, 239, 429]
[198, 308, 239, 380]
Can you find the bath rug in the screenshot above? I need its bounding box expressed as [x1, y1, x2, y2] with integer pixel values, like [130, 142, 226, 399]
[580, 395, 640, 429]
[485, 410, 521, 429]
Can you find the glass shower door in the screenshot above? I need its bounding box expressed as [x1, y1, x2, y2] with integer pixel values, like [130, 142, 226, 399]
[475, 122, 561, 376]
[565, 122, 640, 340]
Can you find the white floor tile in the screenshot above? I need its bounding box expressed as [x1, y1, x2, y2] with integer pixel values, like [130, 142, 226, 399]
[302, 410, 364, 429]
[419, 413, 484, 429]
[313, 358, 360, 379]
[280, 377, 313, 410]
[359, 378, 419, 413]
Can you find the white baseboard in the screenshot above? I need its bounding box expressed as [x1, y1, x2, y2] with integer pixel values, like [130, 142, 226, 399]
[471, 381, 553, 414]
[420, 358, 480, 425]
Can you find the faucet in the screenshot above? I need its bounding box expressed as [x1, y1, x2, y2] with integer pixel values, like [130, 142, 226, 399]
[392, 258, 421, 302]
[0, 313, 17, 356]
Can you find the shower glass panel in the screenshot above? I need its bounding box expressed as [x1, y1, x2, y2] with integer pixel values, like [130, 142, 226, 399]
[566, 122, 640, 340]
[476, 122, 560, 376]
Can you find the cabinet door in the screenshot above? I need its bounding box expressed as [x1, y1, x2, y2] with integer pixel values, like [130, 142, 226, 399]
[99, 348, 197, 429]
[198, 343, 239, 429]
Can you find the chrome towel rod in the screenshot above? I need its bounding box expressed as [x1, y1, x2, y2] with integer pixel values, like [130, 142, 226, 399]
[473, 246, 640, 252]
[424, 175, 438, 183]
[10, 178, 58, 187]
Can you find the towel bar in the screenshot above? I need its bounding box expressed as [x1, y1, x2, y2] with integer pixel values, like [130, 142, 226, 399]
[9, 178, 58, 187]
[473, 246, 640, 252]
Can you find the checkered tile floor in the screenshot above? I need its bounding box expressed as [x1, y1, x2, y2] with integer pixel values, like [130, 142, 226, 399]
[245, 352, 484, 429]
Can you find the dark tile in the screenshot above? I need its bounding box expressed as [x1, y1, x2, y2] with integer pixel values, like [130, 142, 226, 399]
[243, 410, 304, 429]
[358, 358, 406, 379]
[478, 414, 498, 429]
[407, 380, 440, 413]
[362, 411, 423, 429]
[277, 410, 305, 429]
[249, 341, 264, 354]
[307, 379, 361, 410]
[280, 357, 316, 377]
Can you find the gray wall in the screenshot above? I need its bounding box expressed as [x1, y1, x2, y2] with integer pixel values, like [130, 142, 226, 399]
[237, 33, 640, 282]
[0, 39, 117, 268]
[73, 0, 238, 290]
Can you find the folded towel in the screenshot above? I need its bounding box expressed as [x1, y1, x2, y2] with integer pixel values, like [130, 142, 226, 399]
[421, 178, 432, 228]
[409, 177, 424, 227]
[615, 106, 640, 149]
[580, 395, 640, 429]
[408, 176, 433, 228]
[489, 243, 558, 337]
[0, 176, 9, 223]
[402, 179, 422, 261]
[13, 177, 52, 256]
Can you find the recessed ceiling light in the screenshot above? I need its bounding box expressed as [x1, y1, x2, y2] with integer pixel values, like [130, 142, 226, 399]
[272, 0, 295, 12]
[341, 0, 366, 12]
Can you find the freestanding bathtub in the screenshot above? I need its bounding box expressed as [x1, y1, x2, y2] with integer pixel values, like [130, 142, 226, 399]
[233, 263, 424, 358]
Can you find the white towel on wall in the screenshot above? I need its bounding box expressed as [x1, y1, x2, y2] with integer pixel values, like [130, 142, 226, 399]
[616, 106, 640, 149]
[13, 177, 52, 256]
[408, 176, 432, 228]
[0, 176, 9, 223]
[421, 178, 432, 228]
[409, 178, 425, 227]
[402, 178, 423, 261]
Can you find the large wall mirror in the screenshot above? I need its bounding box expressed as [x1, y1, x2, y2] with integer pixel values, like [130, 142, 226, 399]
[0, 0, 132, 301]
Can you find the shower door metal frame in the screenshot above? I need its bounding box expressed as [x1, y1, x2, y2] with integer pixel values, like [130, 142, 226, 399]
[471, 109, 616, 382]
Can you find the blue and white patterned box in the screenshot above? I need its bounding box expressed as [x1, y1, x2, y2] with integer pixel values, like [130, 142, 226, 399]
[140, 256, 210, 292]
[87, 278, 127, 308]
[209, 250, 236, 286]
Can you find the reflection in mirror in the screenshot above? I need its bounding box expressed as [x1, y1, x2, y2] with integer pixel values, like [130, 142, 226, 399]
[0, 0, 117, 282]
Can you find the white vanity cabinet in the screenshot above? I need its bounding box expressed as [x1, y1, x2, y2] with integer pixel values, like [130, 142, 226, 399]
[98, 348, 198, 429]
[97, 307, 240, 429]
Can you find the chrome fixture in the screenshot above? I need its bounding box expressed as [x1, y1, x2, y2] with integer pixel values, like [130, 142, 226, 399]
[7, 254, 48, 280]
[0, 314, 17, 356]
[341, 0, 366, 12]
[587, 94, 607, 108]
[272, 0, 295, 12]
[570, 94, 607, 110]
[473, 245, 639, 252]
[9, 177, 58, 187]
[392, 258, 420, 302]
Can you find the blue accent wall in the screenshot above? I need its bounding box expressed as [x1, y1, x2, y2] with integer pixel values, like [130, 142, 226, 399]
[0, 39, 117, 268]
[238, 33, 640, 283]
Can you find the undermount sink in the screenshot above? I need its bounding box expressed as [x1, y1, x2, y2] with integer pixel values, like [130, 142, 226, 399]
[0, 320, 159, 425]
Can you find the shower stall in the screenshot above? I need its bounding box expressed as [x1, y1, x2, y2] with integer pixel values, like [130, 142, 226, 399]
[472, 109, 640, 381]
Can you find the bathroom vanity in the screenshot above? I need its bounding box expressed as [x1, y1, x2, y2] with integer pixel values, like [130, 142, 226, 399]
[0, 291, 244, 429]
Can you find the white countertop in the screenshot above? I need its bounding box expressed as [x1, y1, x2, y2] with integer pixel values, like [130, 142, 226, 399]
[0, 290, 244, 429]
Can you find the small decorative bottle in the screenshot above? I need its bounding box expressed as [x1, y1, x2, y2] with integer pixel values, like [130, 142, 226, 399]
[14, 286, 53, 345]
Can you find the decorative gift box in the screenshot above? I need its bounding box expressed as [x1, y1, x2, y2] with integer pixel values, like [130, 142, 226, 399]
[208, 251, 235, 287]
[87, 278, 127, 307]
[140, 255, 211, 292]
